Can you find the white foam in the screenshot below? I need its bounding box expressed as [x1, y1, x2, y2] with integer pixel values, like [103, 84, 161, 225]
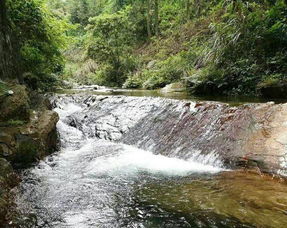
[54, 103, 83, 119]
[85, 142, 223, 177]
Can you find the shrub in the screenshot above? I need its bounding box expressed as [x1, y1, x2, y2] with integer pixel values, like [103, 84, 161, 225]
[123, 75, 142, 89]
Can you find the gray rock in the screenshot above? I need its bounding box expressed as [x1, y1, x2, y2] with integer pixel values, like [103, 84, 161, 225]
[53, 94, 287, 175]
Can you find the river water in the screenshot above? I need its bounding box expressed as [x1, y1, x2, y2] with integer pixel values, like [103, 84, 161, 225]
[15, 91, 287, 228]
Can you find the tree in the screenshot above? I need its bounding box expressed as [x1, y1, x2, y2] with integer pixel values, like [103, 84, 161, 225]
[2, 0, 70, 90]
[86, 7, 135, 85]
[146, 0, 152, 38]
[70, 0, 89, 25]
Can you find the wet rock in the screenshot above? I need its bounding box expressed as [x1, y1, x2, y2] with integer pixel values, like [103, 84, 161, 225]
[53, 94, 287, 175]
[160, 82, 186, 93]
[0, 158, 18, 225]
[0, 133, 14, 157]
[20, 110, 59, 159]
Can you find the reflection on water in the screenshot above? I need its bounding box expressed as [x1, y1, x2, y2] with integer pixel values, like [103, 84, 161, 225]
[16, 143, 287, 227]
[136, 171, 287, 228]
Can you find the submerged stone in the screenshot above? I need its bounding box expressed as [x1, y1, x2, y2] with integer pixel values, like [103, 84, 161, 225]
[136, 171, 287, 228]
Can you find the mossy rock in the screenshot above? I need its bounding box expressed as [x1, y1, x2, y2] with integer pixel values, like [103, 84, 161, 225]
[257, 80, 287, 99]
[12, 135, 39, 168]
[0, 84, 30, 122]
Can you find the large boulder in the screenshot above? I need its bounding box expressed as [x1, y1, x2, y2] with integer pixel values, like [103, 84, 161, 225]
[10, 110, 59, 167]
[0, 84, 30, 122]
[0, 86, 59, 168]
[0, 109, 59, 168]
[25, 110, 59, 155]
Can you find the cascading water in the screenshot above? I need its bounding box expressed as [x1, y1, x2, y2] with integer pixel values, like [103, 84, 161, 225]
[15, 95, 225, 227]
[15, 94, 287, 228]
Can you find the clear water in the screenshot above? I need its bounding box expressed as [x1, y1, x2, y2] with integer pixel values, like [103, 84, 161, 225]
[15, 95, 287, 228]
[56, 88, 282, 105]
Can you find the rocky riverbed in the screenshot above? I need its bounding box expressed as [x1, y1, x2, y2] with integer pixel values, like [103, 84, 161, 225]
[13, 93, 287, 228]
[52, 94, 287, 175]
[2, 89, 287, 227]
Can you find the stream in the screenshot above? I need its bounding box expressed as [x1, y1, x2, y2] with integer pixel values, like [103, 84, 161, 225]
[15, 90, 287, 228]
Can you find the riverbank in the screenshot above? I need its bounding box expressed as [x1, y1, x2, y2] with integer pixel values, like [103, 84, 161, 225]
[0, 82, 59, 225]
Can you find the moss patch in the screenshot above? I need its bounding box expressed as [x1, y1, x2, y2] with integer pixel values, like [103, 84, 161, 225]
[12, 137, 39, 168]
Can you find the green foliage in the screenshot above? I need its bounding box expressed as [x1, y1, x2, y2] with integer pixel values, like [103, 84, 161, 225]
[0, 81, 9, 97]
[5, 120, 25, 127]
[138, 53, 187, 89]
[49, 0, 287, 97]
[6, 0, 71, 91]
[159, 1, 183, 34]
[122, 75, 142, 88]
[86, 7, 137, 86]
[192, 0, 287, 95]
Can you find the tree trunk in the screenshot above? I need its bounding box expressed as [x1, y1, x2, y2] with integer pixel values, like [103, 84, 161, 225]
[0, 0, 20, 81]
[0, 0, 9, 80]
[146, 0, 152, 38]
[186, 0, 191, 20]
[154, 0, 159, 36]
[195, 0, 201, 16]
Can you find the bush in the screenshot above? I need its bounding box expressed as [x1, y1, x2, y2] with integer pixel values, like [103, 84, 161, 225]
[142, 72, 167, 89]
[23, 73, 59, 92]
[122, 75, 142, 89]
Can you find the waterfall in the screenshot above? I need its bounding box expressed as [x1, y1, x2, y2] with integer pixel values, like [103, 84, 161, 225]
[14, 94, 287, 227]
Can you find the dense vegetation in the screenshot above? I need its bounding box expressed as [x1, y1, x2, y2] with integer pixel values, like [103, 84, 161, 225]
[1, 0, 287, 96]
[0, 0, 70, 91]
